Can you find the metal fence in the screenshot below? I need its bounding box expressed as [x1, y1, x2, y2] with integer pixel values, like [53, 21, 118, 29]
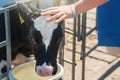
[59, 13, 97, 80]
[0, 4, 17, 79]
[59, 8, 98, 80]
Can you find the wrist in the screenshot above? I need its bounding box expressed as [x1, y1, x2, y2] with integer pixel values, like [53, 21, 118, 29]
[70, 4, 77, 18]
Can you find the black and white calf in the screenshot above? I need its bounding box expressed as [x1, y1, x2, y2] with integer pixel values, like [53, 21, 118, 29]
[17, 2, 64, 76]
[0, 2, 63, 78]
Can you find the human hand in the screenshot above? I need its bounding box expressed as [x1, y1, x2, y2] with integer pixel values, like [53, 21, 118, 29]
[41, 5, 73, 23]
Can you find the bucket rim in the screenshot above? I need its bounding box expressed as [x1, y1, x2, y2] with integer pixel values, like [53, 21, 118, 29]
[9, 61, 64, 80]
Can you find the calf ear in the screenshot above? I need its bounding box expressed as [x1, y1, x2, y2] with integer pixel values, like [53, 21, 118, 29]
[27, 3, 39, 11]
[17, 2, 32, 22]
[27, 3, 41, 18]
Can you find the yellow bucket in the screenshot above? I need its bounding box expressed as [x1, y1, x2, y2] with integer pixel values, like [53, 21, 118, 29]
[9, 61, 64, 80]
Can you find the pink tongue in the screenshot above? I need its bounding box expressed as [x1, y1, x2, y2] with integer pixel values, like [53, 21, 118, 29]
[38, 66, 53, 76]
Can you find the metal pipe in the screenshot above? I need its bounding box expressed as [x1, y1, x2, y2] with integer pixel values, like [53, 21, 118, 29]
[0, 72, 8, 79]
[58, 57, 76, 65]
[77, 14, 81, 41]
[65, 28, 74, 34]
[65, 29, 82, 41]
[72, 18, 77, 80]
[86, 26, 97, 37]
[5, 10, 11, 76]
[81, 12, 87, 80]
[0, 41, 6, 48]
[85, 44, 98, 57]
[80, 44, 98, 60]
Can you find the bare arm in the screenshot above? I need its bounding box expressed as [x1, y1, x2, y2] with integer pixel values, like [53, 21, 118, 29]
[74, 0, 109, 15]
[41, 0, 109, 23]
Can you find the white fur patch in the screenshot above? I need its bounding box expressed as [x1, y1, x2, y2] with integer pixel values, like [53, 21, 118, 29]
[0, 60, 7, 75]
[33, 16, 58, 51]
[36, 62, 47, 72]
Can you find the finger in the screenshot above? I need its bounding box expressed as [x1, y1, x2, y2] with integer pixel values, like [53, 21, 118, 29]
[46, 12, 63, 22]
[55, 14, 67, 23]
[41, 9, 59, 16]
[41, 7, 57, 12]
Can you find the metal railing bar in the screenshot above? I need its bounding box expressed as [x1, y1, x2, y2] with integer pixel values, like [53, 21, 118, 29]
[0, 8, 6, 13]
[0, 4, 17, 13]
[65, 28, 74, 35]
[72, 18, 77, 80]
[58, 57, 76, 65]
[86, 26, 97, 37]
[65, 26, 97, 37]
[65, 29, 81, 41]
[0, 0, 38, 13]
[0, 72, 8, 79]
[80, 44, 98, 60]
[4, 10, 12, 75]
[0, 41, 6, 48]
[65, 26, 97, 42]
[85, 44, 98, 56]
[81, 12, 87, 80]
[77, 14, 81, 41]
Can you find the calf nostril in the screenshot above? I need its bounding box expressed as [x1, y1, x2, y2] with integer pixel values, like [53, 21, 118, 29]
[36, 65, 54, 76]
[38, 69, 44, 76]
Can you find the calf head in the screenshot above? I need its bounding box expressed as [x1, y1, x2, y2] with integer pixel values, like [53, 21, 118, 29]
[17, 2, 63, 76]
